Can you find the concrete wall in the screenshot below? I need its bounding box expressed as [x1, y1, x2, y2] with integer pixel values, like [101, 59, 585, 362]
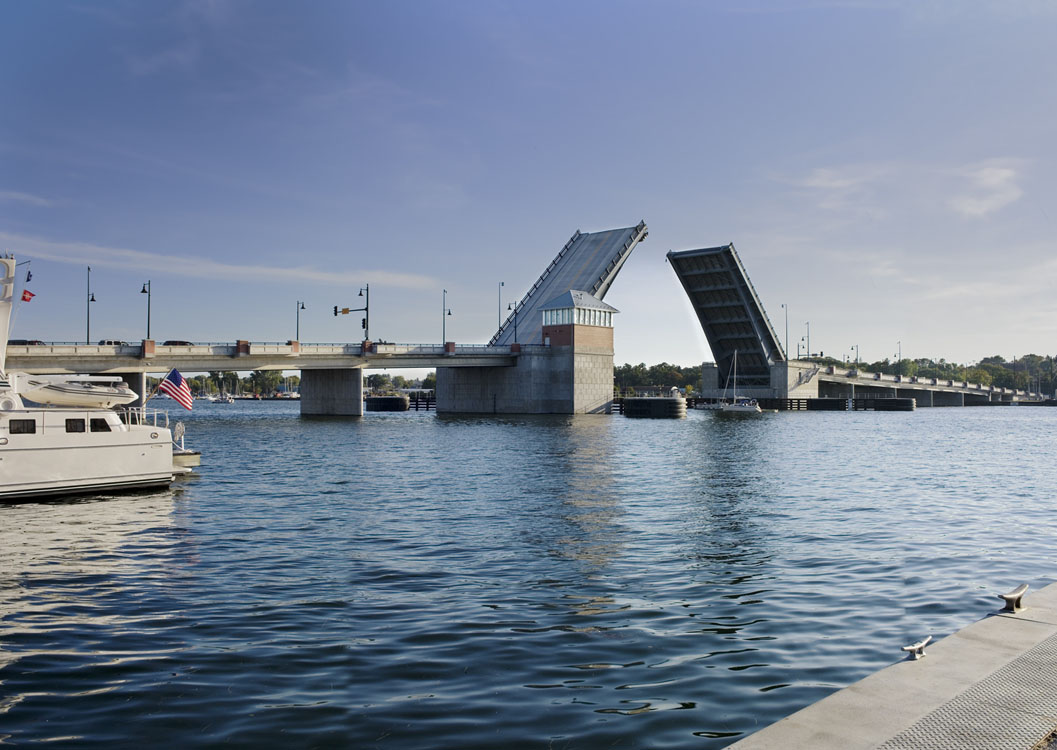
[776, 361, 821, 398]
[300, 368, 363, 416]
[121, 372, 148, 407]
[701, 363, 719, 393]
[699, 360, 819, 399]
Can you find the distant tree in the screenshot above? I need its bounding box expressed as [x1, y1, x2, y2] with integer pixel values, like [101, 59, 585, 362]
[392, 375, 410, 389]
[422, 371, 436, 390]
[966, 367, 992, 386]
[366, 373, 392, 391]
[248, 370, 281, 395]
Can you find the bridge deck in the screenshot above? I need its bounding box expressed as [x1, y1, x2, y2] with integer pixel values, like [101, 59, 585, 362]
[4, 342, 528, 374]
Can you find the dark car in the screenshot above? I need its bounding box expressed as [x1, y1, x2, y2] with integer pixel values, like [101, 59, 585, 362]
[7, 339, 44, 345]
[98, 339, 129, 346]
[162, 340, 194, 346]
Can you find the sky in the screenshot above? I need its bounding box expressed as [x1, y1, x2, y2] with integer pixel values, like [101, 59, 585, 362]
[2, 0, 1056, 372]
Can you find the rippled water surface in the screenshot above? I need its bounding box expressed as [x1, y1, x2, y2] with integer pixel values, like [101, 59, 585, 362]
[3, 403, 1057, 747]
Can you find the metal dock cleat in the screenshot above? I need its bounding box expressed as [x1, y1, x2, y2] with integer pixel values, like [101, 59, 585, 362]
[901, 635, 932, 660]
[998, 583, 1029, 613]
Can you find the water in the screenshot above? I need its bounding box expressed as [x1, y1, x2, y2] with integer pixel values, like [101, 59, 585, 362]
[2, 404, 1056, 748]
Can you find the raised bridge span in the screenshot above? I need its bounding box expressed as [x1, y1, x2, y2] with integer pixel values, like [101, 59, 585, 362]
[668, 243, 1045, 405]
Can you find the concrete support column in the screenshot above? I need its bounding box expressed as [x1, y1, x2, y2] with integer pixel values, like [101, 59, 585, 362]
[121, 372, 148, 408]
[300, 368, 363, 416]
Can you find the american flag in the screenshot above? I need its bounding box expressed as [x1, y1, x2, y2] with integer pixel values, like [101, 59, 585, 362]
[158, 369, 193, 411]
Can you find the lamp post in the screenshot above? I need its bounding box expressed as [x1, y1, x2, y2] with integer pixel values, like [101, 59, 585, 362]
[851, 344, 859, 367]
[508, 300, 520, 344]
[498, 281, 504, 331]
[896, 340, 901, 375]
[442, 289, 452, 343]
[295, 300, 305, 341]
[140, 280, 151, 340]
[86, 266, 95, 345]
[805, 321, 810, 359]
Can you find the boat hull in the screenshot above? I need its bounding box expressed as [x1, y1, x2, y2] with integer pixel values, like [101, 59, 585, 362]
[0, 411, 174, 502]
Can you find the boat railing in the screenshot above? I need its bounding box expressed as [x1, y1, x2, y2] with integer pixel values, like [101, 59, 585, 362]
[118, 407, 170, 429]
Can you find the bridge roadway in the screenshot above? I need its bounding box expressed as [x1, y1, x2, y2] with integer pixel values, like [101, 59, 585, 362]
[3, 340, 521, 375]
[811, 363, 1043, 403]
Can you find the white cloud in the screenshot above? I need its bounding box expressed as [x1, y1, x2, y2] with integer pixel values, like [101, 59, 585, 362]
[0, 190, 53, 207]
[0, 231, 436, 289]
[946, 160, 1025, 218]
[778, 163, 895, 219]
[778, 158, 1027, 221]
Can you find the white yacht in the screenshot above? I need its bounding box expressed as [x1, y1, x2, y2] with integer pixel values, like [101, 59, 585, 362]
[1, 256, 187, 501]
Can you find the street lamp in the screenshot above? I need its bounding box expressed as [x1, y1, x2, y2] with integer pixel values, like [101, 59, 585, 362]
[295, 300, 305, 341]
[498, 281, 504, 331]
[508, 300, 520, 344]
[442, 289, 452, 343]
[140, 280, 151, 340]
[895, 340, 901, 375]
[851, 344, 859, 367]
[804, 321, 810, 359]
[86, 265, 96, 344]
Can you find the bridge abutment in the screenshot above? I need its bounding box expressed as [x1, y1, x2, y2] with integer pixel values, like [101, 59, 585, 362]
[300, 368, 363, 416]
[438, 292, 616, 415]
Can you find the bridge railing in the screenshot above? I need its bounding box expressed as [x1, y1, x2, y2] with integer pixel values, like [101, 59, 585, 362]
[823, 365, 1040, 398]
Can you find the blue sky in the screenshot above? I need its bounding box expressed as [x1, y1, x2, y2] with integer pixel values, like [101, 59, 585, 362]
[3, 0, 1055, 370]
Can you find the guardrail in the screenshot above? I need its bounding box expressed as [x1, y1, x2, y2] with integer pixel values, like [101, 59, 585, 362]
[821, 365, 1040, 398]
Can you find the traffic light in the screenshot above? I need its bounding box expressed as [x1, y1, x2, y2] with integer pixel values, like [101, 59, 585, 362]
[361, 318, 366, 329]
[333, 306, 338, 316]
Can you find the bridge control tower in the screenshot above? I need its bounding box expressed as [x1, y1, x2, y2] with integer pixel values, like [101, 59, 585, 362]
[438, 222, 647, 414]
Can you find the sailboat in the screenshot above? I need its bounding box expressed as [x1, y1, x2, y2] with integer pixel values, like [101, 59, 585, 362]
[720, 351, 763, 413]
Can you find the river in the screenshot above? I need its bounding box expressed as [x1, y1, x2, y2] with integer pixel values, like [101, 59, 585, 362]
[2, 403, 1055, 748]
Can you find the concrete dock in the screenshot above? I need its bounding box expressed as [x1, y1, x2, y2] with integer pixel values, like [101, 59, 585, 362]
[729, 581, 1057, 749]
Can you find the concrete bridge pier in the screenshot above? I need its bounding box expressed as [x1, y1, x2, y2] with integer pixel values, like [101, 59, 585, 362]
[300, 368, 364, 416]
[933, 391, 965, 407]
[121, 372, 148, 408]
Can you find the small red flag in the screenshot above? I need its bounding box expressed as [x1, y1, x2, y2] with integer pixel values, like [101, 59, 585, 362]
[21, 289, 35, 302]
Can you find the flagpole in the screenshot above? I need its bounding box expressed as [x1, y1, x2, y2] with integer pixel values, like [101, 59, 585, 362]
[143, 368, 175, 405]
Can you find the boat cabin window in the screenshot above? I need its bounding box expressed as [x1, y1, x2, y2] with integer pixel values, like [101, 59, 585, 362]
[90, 418, 112, 433]
[66, 419, 87, 433]
[9, 419, 36, 434]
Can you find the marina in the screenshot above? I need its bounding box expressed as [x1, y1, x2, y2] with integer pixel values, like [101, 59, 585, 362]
[2, 401, 1055, 746]
[4, 4, 1057, 747]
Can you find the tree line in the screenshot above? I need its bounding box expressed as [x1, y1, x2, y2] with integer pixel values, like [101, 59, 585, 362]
[614, 363, 701, 394]
[153, 371, 436, 397]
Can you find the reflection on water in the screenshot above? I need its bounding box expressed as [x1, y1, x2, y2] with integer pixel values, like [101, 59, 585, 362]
[2, 404, 1057, 747]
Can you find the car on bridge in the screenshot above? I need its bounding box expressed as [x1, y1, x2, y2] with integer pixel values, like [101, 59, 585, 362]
[162, 340, 194, 346]
[98, 339, 129, 345]
[8, 339, 44, 345]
